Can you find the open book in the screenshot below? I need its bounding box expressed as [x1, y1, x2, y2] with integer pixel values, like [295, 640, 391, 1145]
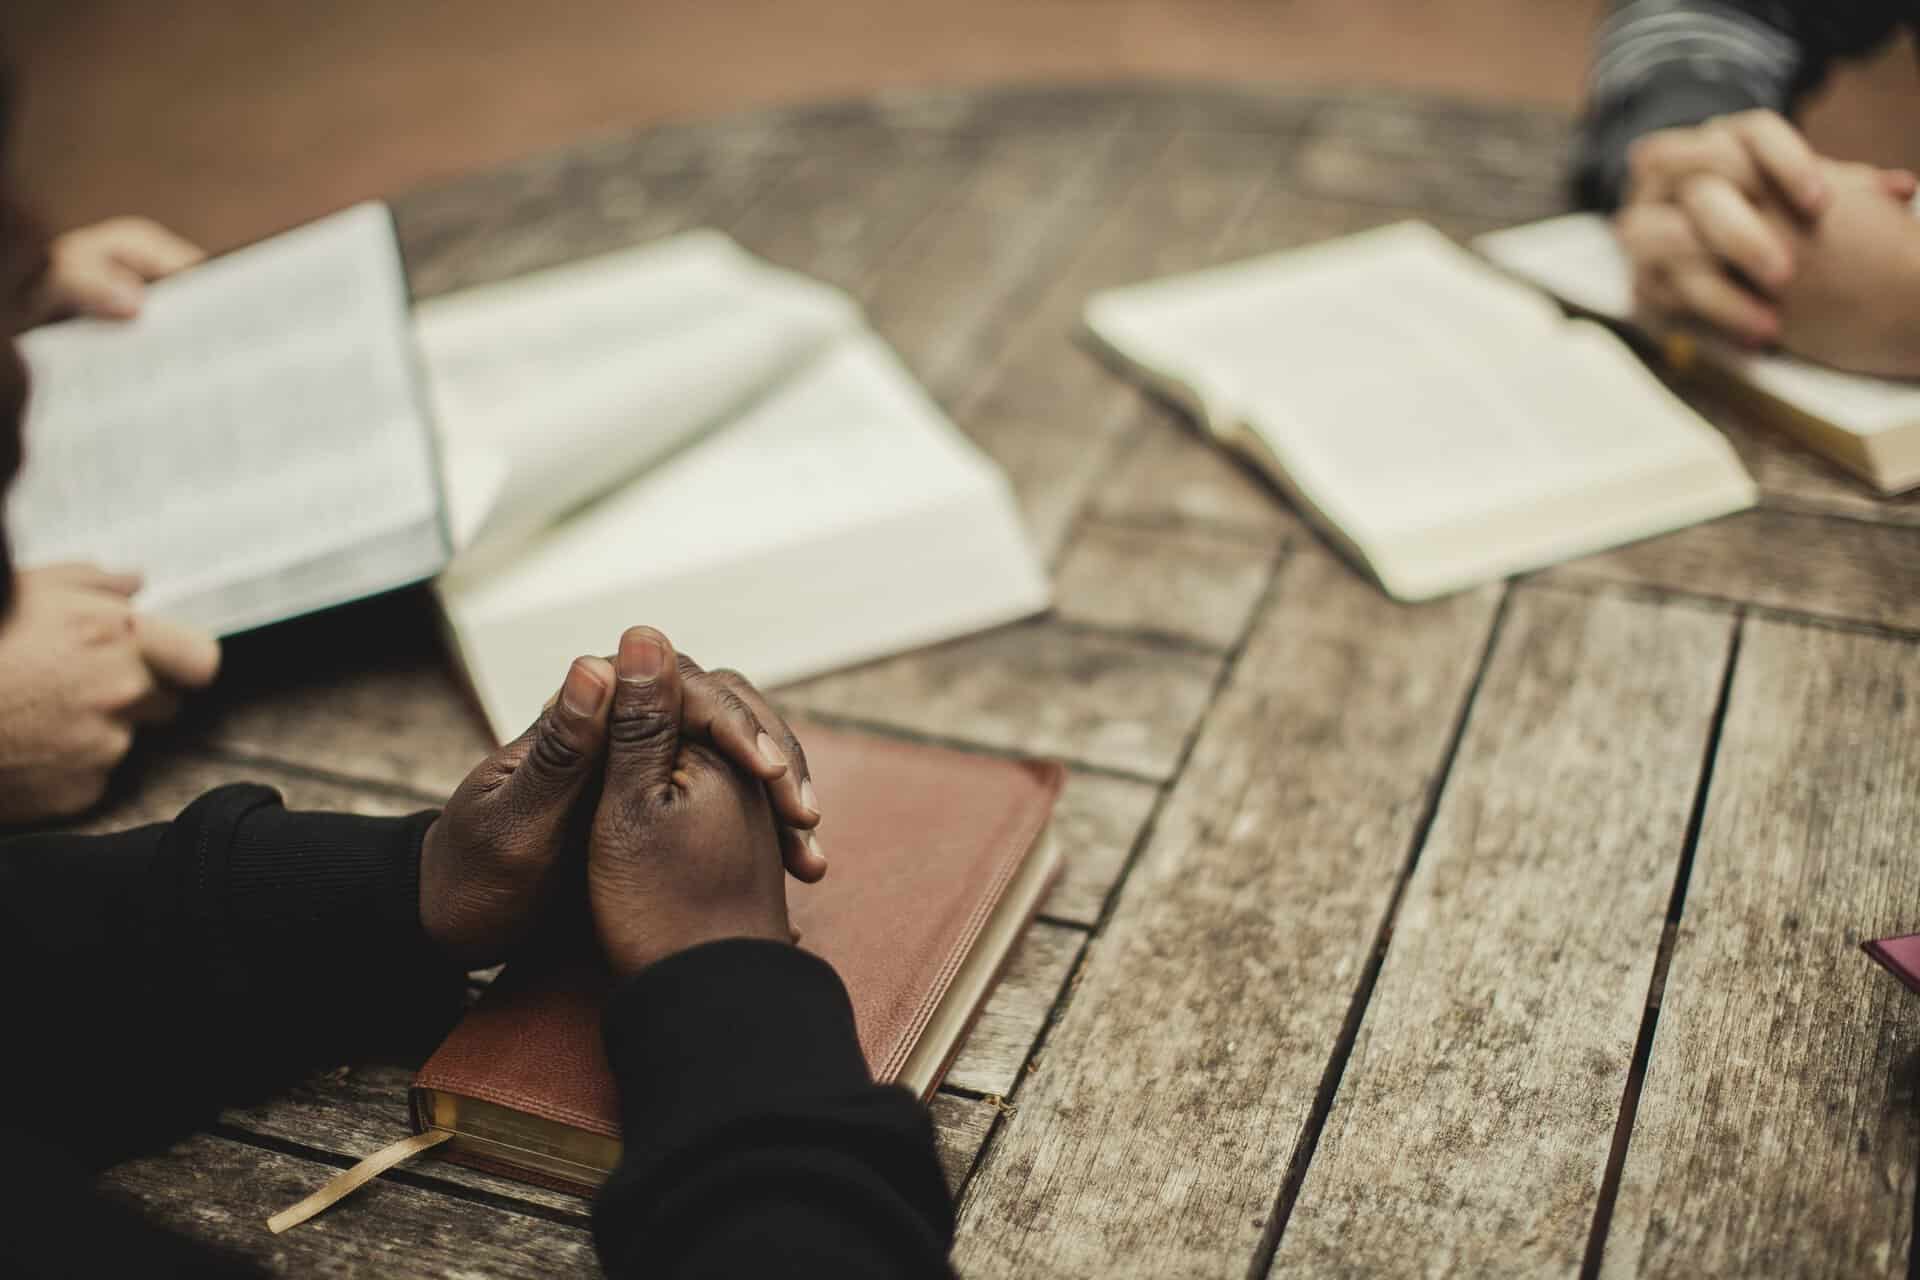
[1476, 213, 1920, 494]
[9, 208, 1048, 731]
[8, 203, 447, 635]
[1084, 221, 1756, 601]
[423, 232, 1050, 740]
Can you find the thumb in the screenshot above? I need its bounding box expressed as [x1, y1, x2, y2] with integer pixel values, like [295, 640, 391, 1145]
[47, 257, 146, 320]
[502, 655, 614, 810]
[135, 614, 222, 688]
[606, 626, 683, 799]
[1880, 168, 1918, 202]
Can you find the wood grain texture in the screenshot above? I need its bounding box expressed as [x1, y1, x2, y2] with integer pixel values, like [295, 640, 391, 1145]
[197, 590, 492, 796]
[1052, 518, 1282, 650]
[1599, 619, 1920, 1278]
[101, 1134, 595, 1278]
[952, 127, 1301, 559]
[1039, 771, 1162, 927]
[955, 546, 1500, 1278]
[1093, 409, 1302, 540]
[218, 1060, 1002, 1219]
[725, 139, 987, 298]
[930, 1092, 1002, 1195]
[1271, 588, 1733, 1278]
[867, 125, 1157, 399]
[947, 922, 1087, 1097]
[1291, 91, 1573, 223]
[69, 747, 425, 836]
[775, 619, 1223, 781]
[1545, 509, 1920, 634]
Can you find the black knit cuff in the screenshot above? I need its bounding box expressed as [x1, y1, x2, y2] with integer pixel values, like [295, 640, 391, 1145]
[165, 784, 439, 957]
[1574, 74, 1774, 209]
[602, 940, 872, 1152]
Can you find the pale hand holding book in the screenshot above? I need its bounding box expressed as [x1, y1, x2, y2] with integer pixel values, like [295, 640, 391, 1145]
[1475, 212, 1920, 494]
[1084, 220, 1755, 601]
[7, 202, 447, 635]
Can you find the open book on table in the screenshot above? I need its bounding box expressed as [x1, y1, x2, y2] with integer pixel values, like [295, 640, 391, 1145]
[1083, 220, 1756, 602]
[422, 231, 1050, 741]
[1476, 212, 1920, 494]
[9, 206, 1050, 738]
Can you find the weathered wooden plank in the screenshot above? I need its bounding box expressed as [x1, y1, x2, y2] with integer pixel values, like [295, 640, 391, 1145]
[1544, 508, 1920, 634]
[199, 589, 493, 797]
[69, 746, 427, 838]
[1600, 619, 1920, 1278]
[225, 1063, 1005, 1223]
[954, 546, 1501, 1277]
[947, 922, 1087, 1097]
[101, 1133, 595, 1278]
[952, 128, 1296, 559]
[1291, 91, 1573, 224]
[394, 142, 792, 300]
[1093, 407, 1302, 540]
[1052, 518, 1282, 650]
[1039, 771, 1161, 928]
[930, 1092, 1002, 1196]
[724, 140, 986, 299]
[867, 124, 1154, 399]
[1272, 588, 1732, 1277]
[777, 619, 1223, 781]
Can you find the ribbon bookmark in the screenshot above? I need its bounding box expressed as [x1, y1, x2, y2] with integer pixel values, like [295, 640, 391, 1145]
[267, 1129, 454, 1234]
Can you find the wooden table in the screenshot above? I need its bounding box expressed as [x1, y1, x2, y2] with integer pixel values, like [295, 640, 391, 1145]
[81, 84, 1920, 1277]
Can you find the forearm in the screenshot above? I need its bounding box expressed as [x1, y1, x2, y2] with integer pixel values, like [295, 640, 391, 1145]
[0, 785, 466, 1160]
[594, 940, 957, 1279]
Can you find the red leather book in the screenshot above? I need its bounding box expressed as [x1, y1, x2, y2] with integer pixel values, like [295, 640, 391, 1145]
[409, 722, 1064, 1194]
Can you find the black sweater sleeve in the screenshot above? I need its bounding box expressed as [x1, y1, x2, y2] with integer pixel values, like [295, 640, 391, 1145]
[0, 784, 470, 1277]
[0, 790, 957, 1278]
[594, 939, 958, 1279]
[0, 784, 466, 1157]
[1573, 1, 1910, 207]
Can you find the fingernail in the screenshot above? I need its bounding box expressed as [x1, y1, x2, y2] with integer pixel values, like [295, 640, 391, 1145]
[618, 629, 666, 682]
[806, 831, 826, 865]
[109, 282, 144, 316]
[800, 777, 820, 818]
[756, 731, 786, 772]
[560, 661, 607, 716]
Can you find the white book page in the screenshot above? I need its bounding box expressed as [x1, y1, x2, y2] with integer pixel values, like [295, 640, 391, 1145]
[415, 231, 860, 551]
[1476, 212, 1920, 436]
[1086, 220, 1749, 581]
[439, 330, 1050, 736]
[7, 202, 442, 630]
[445, 330, 1007, 615]
[1087, 221, 1566, 430]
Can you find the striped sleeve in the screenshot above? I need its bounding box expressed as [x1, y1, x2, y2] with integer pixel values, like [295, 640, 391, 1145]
[1573, 1, 1907, 208]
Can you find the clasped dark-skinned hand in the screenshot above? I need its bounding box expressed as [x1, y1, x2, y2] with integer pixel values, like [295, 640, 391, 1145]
[418, 626, 824, 969]
[586, 627, 795, 979]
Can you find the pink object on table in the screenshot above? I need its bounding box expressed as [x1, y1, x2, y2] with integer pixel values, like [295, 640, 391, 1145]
[1862, 932, 1920, 997]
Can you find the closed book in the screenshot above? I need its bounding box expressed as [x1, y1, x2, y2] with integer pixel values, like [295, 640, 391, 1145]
[409, 722, 1065, 1194]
